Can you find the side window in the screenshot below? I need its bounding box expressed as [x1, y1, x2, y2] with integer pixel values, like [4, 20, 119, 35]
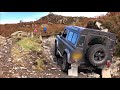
[71, 33, 78, 45]
[67, 31, 74, 41]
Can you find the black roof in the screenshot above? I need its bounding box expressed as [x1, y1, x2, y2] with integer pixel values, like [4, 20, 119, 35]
[65, 26, 116, 39]
[65, 26, 85, 33]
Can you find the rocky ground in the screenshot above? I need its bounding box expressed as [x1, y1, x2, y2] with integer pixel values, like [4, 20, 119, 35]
[0, 35, 120, 78]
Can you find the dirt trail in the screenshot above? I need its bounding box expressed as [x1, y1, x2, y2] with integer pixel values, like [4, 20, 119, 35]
[0, 36, 101, 78]
[0, 35, 119, 78]
[0, 37, 13, 77]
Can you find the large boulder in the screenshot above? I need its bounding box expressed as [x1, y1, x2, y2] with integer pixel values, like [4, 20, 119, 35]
[95, 21, 108, 32]
[11, 31, 31, 42]
[86, 21, 108, 32]
[11, 31, 30, 38]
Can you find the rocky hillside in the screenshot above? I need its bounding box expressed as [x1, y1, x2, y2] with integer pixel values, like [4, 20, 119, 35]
[0, 13, 92, 37]
[0, 12, 120, 37]
[35, 13, 87, 25]
[0, 23, 65, 37]
[98, 12, 120, 56]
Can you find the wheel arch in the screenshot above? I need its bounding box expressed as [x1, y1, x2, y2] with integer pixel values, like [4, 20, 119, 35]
[64, 49, 71, 64]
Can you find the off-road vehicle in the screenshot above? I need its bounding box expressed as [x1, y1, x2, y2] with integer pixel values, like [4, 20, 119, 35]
[55, 26, 117, 72]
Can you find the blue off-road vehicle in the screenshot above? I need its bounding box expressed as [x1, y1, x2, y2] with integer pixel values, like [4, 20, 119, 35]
[55, 26, 117, 72]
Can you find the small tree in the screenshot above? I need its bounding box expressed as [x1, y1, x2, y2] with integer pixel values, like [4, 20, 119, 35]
[20, 20, 23, 23]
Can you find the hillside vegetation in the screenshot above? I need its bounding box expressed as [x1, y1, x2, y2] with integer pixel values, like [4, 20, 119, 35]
[97, 12, 120, 56]
[0, 12, 120, 56]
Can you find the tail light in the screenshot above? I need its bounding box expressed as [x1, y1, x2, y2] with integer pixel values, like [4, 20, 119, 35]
[106, 60, 111, 68]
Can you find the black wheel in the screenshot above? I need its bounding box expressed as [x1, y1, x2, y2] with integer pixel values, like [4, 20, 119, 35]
[54, 41, 61, 63]
[87, 44, 108, 67]
[61, 54, 70, 72]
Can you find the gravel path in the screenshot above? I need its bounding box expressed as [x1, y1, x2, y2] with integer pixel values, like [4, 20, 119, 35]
[0, 36, 119, 78]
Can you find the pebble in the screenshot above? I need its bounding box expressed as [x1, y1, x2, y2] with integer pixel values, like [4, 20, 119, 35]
[8, 58, 11, 61]
[46, 73, 52, 75]
[4, 50, 8, 53]
[92, 73, 100, 78]
[3, 42, 7, 46]
[51, 67, 56, 70]
[0, 55, 2, 58]
[80, 72, 87, 76]
[48, 69, 50, 71]
[20, 67, 27, 69]
[21, 75, 27, 78]
[59, 70, 61, 71]
[9, 70, 12, 73]
[30, 62, 33, 64]
[13, 74, 21, 78]
[17, 58, 22, 61]
[43, 46, 49, 49]
[13, 67, 18, 70]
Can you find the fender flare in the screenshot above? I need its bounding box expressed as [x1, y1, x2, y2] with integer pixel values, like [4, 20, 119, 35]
[64, 49, 71, 64]
[55, 38, 58, 48]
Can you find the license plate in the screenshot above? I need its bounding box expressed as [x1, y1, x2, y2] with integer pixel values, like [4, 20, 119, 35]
[68, 63, 78, 77]
[102, 68, 111, 78]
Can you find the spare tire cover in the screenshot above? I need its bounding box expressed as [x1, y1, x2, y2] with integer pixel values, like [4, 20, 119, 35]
[87, 44, 108, 66]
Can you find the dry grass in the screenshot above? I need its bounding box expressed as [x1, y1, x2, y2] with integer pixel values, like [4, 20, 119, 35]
[33, 58, 46, 71]
[11, 37, 47, 71]
[0, 23, 65, 37]
[16, 37, 42, 52]
[11, 44, 26, 59]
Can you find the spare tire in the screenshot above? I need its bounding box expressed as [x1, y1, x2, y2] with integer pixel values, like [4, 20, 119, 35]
[87, 44, 108, 67]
